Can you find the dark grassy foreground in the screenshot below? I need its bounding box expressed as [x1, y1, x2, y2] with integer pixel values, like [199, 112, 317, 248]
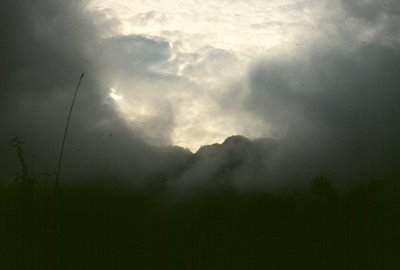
[0, 179, 400, 270]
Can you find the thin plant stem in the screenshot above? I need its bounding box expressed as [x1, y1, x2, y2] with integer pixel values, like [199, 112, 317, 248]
[56, 72, 85, 188]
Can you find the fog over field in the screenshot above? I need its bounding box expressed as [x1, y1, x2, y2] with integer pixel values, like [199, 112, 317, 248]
[1, 0, 400, 191]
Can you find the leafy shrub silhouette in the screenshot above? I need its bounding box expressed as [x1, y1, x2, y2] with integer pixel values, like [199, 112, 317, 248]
[9, 136, 36, 192]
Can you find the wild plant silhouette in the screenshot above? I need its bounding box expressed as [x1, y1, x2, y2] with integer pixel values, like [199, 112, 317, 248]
[9, 136, 37, 192]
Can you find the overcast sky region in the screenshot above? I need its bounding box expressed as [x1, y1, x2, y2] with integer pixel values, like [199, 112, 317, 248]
[1, 0, 399, 191]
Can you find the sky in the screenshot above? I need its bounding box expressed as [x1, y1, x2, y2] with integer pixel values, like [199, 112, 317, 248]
[1, 0, 399, 191]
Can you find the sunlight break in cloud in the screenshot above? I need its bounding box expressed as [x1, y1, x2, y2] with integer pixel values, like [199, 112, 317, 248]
[109, 87, 123, 101]
[85, 0, 332, 151]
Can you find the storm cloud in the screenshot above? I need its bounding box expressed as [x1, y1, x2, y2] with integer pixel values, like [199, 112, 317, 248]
[0, 0, 186, 185]
[221, 0, 400, 185]
[1, 0, 400, 191]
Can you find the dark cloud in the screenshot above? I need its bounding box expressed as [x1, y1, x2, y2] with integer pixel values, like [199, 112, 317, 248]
[143, 135, 279, 195]
[158, 136, 278, 193]
[1, 0, 94, 177]
[212, 0, 400, 188]
[0, 0, 182, 185]
[232, 40, 400, 185]
[341, 0, 400, 21]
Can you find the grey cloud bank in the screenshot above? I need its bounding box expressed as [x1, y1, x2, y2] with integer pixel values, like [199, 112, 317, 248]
[0, 0, 181, 184]
[245, 44, 400, 183]
[1, 0, 400, 191]
[164, 136, 279, 192]
[222, 0, 400, 184]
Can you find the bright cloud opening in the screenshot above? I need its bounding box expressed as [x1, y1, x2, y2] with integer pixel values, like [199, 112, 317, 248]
[87, 0, 340, 151]
[109, 87, 123, 101]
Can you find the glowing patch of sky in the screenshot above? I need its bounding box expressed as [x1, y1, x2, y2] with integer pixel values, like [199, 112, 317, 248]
[87, 0, 340, 151]
[109, 88, 123, 101]
[89, 0, 322, 58]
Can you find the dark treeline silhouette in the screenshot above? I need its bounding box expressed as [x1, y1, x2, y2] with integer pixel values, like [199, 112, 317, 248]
[0, 174, 399, 269]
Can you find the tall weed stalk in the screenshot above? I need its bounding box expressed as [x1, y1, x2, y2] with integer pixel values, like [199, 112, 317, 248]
[56, 72, 84, 188]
